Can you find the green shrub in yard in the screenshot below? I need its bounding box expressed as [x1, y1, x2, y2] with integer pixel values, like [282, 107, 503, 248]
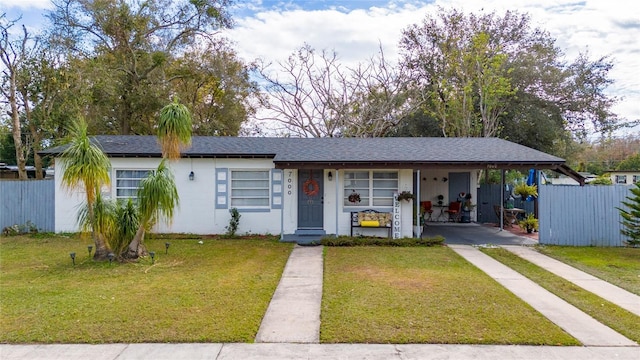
[617, 182, 640, 247]
[321, 235, 445, 247]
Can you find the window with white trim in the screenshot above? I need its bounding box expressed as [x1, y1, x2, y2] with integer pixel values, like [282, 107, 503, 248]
[231, 170, 270, 207]
[615, 175, 627, 184]
[633, 175, 640, 184]
[116, 170, 152, 199]
[344, 171, 398, 207]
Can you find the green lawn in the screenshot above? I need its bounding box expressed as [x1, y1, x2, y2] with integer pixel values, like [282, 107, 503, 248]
[482, 248, 640, 343]
[321, 246, 579, 345]
[536, 246, 640, 295]
[0, 234, 293, 343]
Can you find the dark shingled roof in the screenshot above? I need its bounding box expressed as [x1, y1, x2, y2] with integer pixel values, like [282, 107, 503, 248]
[41, 135, 585, 184]
[41, 135, 569, 169]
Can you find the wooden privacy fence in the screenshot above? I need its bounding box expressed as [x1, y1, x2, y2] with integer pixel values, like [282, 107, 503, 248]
[0, 180, 54, 232]
[538, 184, 632, 246]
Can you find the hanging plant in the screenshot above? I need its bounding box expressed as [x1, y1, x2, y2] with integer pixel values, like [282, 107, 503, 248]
[514, 184, 538, 199]
[397, 191, 415, 202]
[348, 190, 361, 204]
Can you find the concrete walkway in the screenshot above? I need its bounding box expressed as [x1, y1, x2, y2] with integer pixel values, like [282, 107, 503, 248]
[502, 245, 640, 317]
[254, 245, 323, 343]
[449, 245, 636, 346]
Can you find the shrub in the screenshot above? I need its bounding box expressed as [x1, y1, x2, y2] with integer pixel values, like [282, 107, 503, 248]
[225, 208, 241, 237]
[320, 235, 445, 247]
[617, 183, 640, 247]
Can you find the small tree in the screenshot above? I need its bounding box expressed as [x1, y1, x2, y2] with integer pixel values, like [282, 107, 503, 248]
[617, 183, 640, 246]
[157, 98, 192, 160]
[125, 159, 179, 258]
[60, 118, 112, 260]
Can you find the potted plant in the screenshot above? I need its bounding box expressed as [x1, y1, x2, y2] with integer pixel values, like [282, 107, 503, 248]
[437, 194, 444, 206]
[514, 183, 538, 200]
[397, 191, 414, 202]
[518, 213, 539, 233]
[462, 193, 475, 211]
[348, 190, 361, 204]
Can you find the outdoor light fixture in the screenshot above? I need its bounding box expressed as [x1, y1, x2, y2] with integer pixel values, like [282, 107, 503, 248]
[107, 252, 115, 265]
[442, 177, 448, 182]
[87, 245, 93, 257]
[70, 252, 76, 266]
[328, 172, 333, 181]
[165, 242, 170, 255]
[189, 171, 195, 181]
[149, 251, 156, 264]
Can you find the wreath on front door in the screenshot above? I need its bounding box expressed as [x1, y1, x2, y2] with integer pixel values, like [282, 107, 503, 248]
[303, 177, 320, 197]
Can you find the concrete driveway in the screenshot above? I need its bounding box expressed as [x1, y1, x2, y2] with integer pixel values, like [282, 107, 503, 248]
[422, 223, 537, 246]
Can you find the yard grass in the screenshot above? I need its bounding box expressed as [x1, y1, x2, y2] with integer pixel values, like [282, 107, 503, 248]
[321, 246, 579, 345]
[535, 246, 640, 295]
[0, 234, 293, 343]
[481, 248, 640, 343]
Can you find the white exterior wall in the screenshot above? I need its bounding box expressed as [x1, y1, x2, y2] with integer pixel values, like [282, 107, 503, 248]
[418, 169, 480, 222]
[332, 168, 414, 238]
[55, 157, 417, 237]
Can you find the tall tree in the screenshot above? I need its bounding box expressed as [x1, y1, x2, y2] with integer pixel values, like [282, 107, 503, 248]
[399, 8, 621, 144]
[60, 118, 112, 260]
[126, 159, 178, 258]
[170, 39, 260, 136]
[47, 0, 233, 135]
[0, 15, 29, 178]
[257, 44, 418, 137]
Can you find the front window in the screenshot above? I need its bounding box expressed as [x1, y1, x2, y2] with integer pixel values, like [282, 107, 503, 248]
[344, 171, 398, 207]
[633, 175, 640, 184]
[615, 175, 627, 184]
[116, 170, 152, 199]
[231, 170, 270, 207]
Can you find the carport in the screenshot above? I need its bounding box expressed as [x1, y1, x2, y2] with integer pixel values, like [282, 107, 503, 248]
[422, 223, 538, 246]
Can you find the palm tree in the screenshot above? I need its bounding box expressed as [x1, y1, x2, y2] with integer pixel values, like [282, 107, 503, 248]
[60, 118, 112, 260]
[157, 98, 192, 159]
[125, 159, 179, 258]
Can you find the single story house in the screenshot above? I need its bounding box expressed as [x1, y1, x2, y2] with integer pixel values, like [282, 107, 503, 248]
[42, 136, 582, 239]
[608, 171, 640, 185]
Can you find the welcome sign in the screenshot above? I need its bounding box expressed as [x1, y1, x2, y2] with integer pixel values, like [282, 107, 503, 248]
[393, 192, 401, 239]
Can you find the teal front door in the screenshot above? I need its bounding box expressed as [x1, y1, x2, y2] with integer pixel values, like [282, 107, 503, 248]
[298, 169, 324, 228]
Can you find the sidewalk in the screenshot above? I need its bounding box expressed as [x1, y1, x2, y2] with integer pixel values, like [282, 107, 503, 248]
[502, 245, 640, 317]
[2, 343, 639, 360]
[449, 245, 636, 346]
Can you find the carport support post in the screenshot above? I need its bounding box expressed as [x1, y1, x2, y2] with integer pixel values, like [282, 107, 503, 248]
[335, 169, 339, 238]
[416, 170, 421, 238]
[500, 169, 505, 230]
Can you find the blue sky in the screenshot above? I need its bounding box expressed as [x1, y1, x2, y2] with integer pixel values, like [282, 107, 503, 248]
[3, 0, 639, 133]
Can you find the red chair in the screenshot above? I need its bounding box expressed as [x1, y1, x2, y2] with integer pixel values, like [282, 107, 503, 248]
[444, 201, 461, 222]
[421, 201, 433, 222]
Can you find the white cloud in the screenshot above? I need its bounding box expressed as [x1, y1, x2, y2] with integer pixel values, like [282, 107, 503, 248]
[0, 0, 52, 10]
[225, 0, 640, 129]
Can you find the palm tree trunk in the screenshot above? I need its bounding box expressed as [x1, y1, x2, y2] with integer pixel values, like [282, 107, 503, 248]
[126, 225, 147, 259]
[89, 205, 111, 260]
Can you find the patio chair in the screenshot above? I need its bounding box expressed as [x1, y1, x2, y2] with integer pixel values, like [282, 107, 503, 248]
[421, 201, 433, 222]
[444, 201, 461, 222]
